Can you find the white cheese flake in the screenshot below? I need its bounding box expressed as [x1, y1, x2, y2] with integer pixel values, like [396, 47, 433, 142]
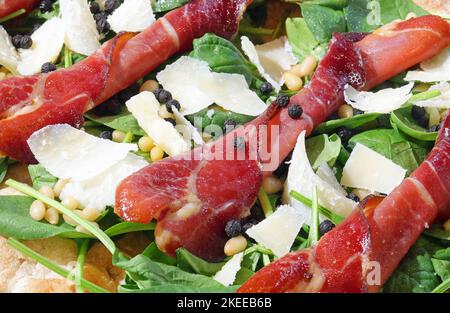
[172, 108, 204, 146]
[283, 132, 356, 222]
[405, 49, 450, 83]
[60, 0, 101, 56]
[108, 0, 155, 33]
[60, 153, 147, 211]
[341, 143, 406, 194]
[246, 205, 307, 258]
[126, 91, 190, 156]
[17, 18, 65, 75]
[0, 26, 19, 74]
[344, 83, 414, 113]
[241, 36, 297, 92]
[157, 56, 267, 116]
[213, 252, 243, 287]
[413, 81, 450, 109]
[27, 124, 138, 180]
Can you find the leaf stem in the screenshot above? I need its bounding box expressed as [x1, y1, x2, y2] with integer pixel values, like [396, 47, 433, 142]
[76, 239, 90, 293]
[258, 187, 273, 217]
[239, 25, 274, 36]
[7, 238, 109, 293]
[432, 277, 450, 293]
[0, 9, 26, 23]
[6, 179, 117, 255]
[289, 190, 344, 224]
[307, 186, 319, 246]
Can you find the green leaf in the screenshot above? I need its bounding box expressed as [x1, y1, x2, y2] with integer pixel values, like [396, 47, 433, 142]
[390, 107, 438, 142]
[143, 242, 177, 266]
[424, 225, 450, 242]
[190, 33, 263, 91]
[431, 247, 450, 282]
[348, 129, 430, 175]
[186, 107, 254, 132]
[377, 0, 428, 25]
[152, 0, 190, 12]
[301, 3, 347, 44]
[113, 253, 236, 293]
[85, 108, 146, 136]
[28, 164, 58, 190]
[384, 237, 441, 293]
[104, 222, 156, 237]
[0, 157, 8, 184]
[176, 248, 225, 276]
[343, 0, 377, 32]
[306, 134, 341, 170]
[0, 195, 85, 240]
[285, 17, 327, 62]
[314, 113, 382, 134]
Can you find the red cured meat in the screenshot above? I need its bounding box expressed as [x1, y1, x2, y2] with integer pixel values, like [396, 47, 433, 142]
[0, 0, 252, 163]
[239, 111, 450, 293]
[0, 0, 39, 19]
[116, 16, 450, 262]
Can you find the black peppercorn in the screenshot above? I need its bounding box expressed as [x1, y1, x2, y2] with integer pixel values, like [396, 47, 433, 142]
[90, 1, 101, 14]
[346, 193, 359, 202]
[39, 0, 53, 13]
[429, 124, 441, 133]
[165, 99, 181, 113]
[288, 104, 303, 119]
[157, 89, 172, 104]
[225, 219, 242, 238]
[260, 82, 273, 95]
[164, 118, 176, 126]
[336, 127, 353, 143]
[275, 94, 290, 107]
[41, 62, 57, 73]
[319, 220, 335, 236]
[99, 130, 113, 140]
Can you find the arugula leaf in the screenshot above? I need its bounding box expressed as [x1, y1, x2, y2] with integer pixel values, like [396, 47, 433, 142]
[176, 248, 225, 276]
[113, 253, 236, 293]
[85, 109, 146, 136]
[314, 113, 382, 134]
[348, 129, 429, 175]
[391, 107, 438, 142]
[301, 3, 346, 43]
[306, 134, 341, 170]
[186, 107, 254, 131]
[384, 237, 441, 293]
[285, 17, 328, 62]
[152, 0, 190, 13]
[28, 164, 58, 190]
[0, 157, 8, 184]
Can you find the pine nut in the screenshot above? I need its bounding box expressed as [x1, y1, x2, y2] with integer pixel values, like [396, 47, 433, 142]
[295, 55, 318, 77]
[138, 136, 155, 152]
[283, 72, 303, 91]
[39, 185, 55, 200]
[45, 207, 60, 225]
[53, 179, 69, 198]
[338, 104, 354, 119]
[112, 130, 126, 143]
[29, 200, 46, 221]
[262, 175, 283, 194]
[82, 207, 101, 222]
[140, 80, 159, 93]
[224, 235, 247, 256]
[61, 196, 79, 210]
[444, 219, 450, 231]
[150, 146, 165, 162]
[63, 210, 83, 226]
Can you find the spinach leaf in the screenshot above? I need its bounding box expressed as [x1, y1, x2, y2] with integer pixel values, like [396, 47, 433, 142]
[104, 222, 156, 238]
[384, 237, 441, 293]
[377, 0, 428, 25]
[186, 107, 254, 131]
[84, 108, 146, 136]
[0, 157, 8, 184]
[190, 33, 264, 92]
[301, 3, 346, 44]
[28, 164, 58, 190]
[0, 195, 84, 240]
[390, 107, 437, 142]
[306, 134, 341, 170]
[285, 17, 328, 62]
[113, 253, 236, 293]
[314, 113, 381, 134]
[143, 242, 177, 266]
[343, 0, 377, 32]
[152, 0, 190, 13]
[432, 247, 450, 282]
[304, 0, 349, 9]
[424, 225, 450, 242]
[348, 129, 429, 175]
[176, 248, 225, 276]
